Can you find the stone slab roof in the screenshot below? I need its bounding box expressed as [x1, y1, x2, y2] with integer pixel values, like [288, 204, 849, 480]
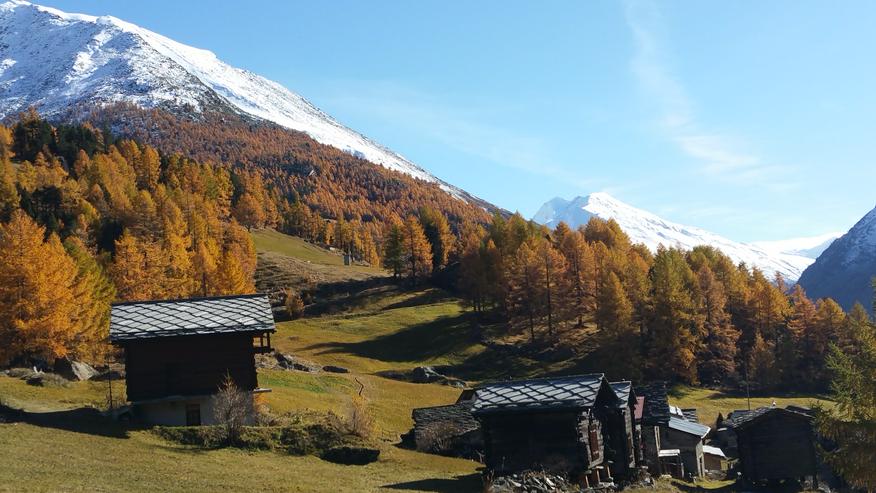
[668, 416, 710, 438]
[110, 294, 275, 342]
[471, 374, 608, 415]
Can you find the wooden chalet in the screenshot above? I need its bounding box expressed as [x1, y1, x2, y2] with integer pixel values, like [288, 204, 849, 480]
[471, 374, 621, 485]
[110, 294, 276, 426]
[607, 381, 641, 478]
[634, 382, 671, 475]
[660, 415, 710, 478]
[726, 406, 817, 485]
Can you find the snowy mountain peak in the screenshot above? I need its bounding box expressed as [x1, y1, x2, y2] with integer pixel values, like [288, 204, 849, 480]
[533, 192, 831, 282]
[798, 204, 876, 311]
[0, 1, 470, 199]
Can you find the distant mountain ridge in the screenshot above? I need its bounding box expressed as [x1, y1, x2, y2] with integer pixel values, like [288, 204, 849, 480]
[798, 205, 876, 311]
[533, 193, 838, 281]
[0, 0, 476, 201]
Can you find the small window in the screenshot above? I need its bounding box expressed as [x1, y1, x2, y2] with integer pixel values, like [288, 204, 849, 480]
[185, 403, 201, 426]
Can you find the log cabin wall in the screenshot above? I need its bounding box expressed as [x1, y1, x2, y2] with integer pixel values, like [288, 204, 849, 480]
[481, 410, 595, 474]
[736, 412, 816, 482]
[123, 333, 258, 402]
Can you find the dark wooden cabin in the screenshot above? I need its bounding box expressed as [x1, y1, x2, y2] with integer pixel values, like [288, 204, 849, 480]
[471, 374, 621, 485]
[410, 396, 482, 458]
[110, 294, 275, 426]
[607, 381, 640, 478]
[634, 382, 671, 475]
[728, 406, 817, 485]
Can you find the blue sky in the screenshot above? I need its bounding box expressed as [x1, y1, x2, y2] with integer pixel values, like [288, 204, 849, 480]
[45, 0, 876, 241]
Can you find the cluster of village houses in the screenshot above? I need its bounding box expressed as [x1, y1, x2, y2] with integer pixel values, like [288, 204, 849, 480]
[107, 294, 819, 488]
[408, 375, 818, 487]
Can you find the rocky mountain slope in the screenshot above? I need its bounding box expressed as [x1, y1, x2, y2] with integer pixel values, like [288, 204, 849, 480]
[798, 205, 876, 310]
[0, 0, 471, 199]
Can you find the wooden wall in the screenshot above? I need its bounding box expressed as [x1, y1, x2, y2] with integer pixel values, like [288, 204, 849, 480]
[736, 413, 816, 482]
[123, 333, 258, 402]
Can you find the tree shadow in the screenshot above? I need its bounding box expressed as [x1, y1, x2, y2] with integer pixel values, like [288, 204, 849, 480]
[380, 289, 456, 311]
[383, 473, 482, 492]
[303, 312, 480, 365]
[0, 403, 129, 438]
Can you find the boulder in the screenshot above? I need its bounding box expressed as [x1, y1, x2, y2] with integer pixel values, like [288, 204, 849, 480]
[54, 358, 98, 381]
[320, 446, 380, 465]
[411, 366, 443, 383]
[322, 365, 349, 374]
[26, 373, 70, 388]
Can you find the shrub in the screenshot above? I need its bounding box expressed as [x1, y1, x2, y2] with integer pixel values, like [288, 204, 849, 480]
[213, 373, 253, 445]
[344, 394, 375, 439]
[284, 289, 305, 319]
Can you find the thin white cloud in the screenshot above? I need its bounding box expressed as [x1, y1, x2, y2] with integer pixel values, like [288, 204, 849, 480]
[623, 0, 795, 190]
[323, 81, 597, 190]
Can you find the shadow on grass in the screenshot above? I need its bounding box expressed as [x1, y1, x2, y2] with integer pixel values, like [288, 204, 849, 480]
[380, 289, 456, 311]
[0, 403, 129, 438]
[303, 312, 480, 365]
[383, 473, 482, 492]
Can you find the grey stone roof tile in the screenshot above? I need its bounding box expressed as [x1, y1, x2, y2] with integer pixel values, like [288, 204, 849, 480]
[110, 294, 275, 342]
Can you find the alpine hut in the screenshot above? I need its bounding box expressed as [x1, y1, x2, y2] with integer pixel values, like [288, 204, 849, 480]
[109, 294, 275, 426]
[471, 374, 620, 485]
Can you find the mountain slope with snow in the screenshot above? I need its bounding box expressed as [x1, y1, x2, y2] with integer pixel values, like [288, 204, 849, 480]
[0, 1, 468, 198]
[798, 205, 876, 311]
[533, 193, 824, 281]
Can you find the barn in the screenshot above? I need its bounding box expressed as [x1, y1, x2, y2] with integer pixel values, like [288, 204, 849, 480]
[110, 294, 276, 426]
[471, 374, 621, 485]
[727, 406, 817, 485]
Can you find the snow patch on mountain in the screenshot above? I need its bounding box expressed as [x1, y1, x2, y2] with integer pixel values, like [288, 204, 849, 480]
[0, 1, 468, 199]
[533, 193, 822, 281]
[752, 233, 840, 260]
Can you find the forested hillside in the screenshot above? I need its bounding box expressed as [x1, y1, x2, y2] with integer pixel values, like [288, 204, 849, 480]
[0, 108, 866, 395]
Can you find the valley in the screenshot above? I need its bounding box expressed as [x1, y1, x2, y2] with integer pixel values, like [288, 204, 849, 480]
[0, 231, 832, 492]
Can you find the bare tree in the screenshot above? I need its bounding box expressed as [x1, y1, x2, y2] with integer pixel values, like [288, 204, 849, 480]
[213, 373, 252, 444]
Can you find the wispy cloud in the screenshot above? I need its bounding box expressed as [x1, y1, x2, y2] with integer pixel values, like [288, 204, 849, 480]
[623, 1, 795, 189]
[322, 81, 597, 190]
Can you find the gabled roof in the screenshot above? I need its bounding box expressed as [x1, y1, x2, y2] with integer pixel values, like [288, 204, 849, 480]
[610, 381, 633, 407]
[412, 401, 479, 432]
[725, 406, 813, 430]
[110, 294, 275, 342]
[667, 416, 710, 438]
[471, 374, 613, 415]
[635, 382, 671, 426]
[703, 445, 726, 458]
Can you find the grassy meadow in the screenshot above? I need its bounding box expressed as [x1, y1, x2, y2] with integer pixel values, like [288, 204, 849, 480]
[0, 230, 832, 492]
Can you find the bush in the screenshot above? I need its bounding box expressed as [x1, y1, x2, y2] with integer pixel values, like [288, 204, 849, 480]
[344, 395, 374, 439]
[284, 289, 305, 319]
[154, 410, 365, 457]
[213, 374, 253, 445]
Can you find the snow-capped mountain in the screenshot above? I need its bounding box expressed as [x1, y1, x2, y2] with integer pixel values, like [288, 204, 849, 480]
[798, 205, 876, 311]
[752, 233, 840, 261]
[533, 193, 825, 281]
[0, 1, 468, 198]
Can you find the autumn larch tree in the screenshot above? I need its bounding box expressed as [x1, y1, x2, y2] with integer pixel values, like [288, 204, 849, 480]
[419, 206, 455, 273]
[382, 221, 405, 279]
[402, 215, 432, 283]
[695, 265, 739, 386]
[0, 211, 81, 365]
[815, 308, 876, 491]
